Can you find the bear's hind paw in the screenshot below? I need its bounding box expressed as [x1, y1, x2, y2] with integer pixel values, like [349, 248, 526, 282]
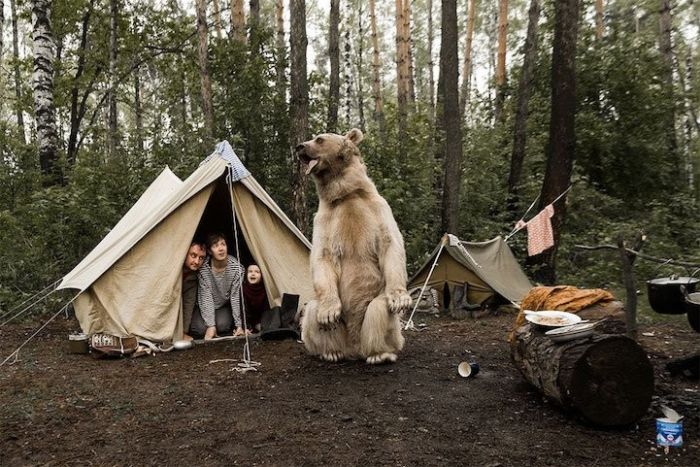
[321, 351, 344, 363]
[366, 352, 398, 365]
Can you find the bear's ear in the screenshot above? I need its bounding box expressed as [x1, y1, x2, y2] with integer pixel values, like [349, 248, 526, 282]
[345, 128, 364, 145]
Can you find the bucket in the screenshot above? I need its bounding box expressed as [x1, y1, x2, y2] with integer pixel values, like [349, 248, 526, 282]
[68, 333, 89, 354]
[656, 418, 683, 447]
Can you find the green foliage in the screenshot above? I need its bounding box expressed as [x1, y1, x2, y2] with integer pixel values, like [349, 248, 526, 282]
[0, 0, 698, 320]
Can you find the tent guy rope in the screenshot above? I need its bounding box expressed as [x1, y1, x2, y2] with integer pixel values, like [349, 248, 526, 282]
[0, 280, 61, 326]
[226, 158, 260, 371]
[0, 293, 81, 368]
[404, 238, 446, 331]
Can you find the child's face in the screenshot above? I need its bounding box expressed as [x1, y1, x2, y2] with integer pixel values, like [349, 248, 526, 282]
[247, 265, 262, 284]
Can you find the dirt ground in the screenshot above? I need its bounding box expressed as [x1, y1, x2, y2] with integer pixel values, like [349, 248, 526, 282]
[1, 311, 698, 467]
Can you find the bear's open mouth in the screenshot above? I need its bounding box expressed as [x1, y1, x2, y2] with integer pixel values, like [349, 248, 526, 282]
[297, 152, 319, 175]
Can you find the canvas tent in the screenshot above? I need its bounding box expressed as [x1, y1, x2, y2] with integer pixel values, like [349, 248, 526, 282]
[58, 142, 313, 343]
[408, 234, 532, 309]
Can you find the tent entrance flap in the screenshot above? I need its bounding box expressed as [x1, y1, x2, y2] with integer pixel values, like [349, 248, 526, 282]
[194, 177, 253, 265]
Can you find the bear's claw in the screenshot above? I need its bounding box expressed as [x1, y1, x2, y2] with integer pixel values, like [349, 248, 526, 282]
[366, 352, 398, 364]
[317, 299, 342, 325]
[321, 351, 344, 362]
[387, 290, 412, 314]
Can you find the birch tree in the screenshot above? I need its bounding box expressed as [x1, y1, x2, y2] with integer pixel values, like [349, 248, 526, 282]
[11, 0, 25, 142]
[31, 0, 60, 183]
[369, 0, 385, 137]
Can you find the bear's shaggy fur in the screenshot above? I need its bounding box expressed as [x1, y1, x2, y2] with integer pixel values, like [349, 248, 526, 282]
[296, 129, 412, 364]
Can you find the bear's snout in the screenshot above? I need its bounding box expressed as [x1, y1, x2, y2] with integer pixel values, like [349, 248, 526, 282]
[295, 143, 306, 154]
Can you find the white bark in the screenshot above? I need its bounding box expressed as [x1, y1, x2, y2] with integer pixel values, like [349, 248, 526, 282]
[31, 0, 59, 180]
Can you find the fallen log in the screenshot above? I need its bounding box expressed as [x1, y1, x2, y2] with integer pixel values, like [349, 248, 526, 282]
[511, 323, 654, 426]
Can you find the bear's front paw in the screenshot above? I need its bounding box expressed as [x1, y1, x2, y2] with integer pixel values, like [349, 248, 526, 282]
[387, 289, 412, 314]
[317, 298, 342, 326]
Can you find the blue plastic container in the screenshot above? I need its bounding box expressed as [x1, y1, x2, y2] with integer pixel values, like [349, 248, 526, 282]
[656, 418, 683, 447]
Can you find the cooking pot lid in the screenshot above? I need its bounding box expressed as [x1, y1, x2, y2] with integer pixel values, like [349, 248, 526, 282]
[648, 277, 700, 285]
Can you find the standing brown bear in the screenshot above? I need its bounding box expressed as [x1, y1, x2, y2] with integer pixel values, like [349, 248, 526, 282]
[296, 128, 412, 364]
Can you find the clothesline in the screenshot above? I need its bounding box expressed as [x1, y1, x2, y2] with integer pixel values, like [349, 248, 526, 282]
[504, 185, 573, 242]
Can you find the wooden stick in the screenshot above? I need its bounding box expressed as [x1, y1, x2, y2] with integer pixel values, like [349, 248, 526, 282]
[574, 244, 700, 269]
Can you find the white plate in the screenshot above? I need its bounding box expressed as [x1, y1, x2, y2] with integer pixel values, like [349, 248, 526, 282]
[545, 322, 596, 342]
[524, 310, 581, 328]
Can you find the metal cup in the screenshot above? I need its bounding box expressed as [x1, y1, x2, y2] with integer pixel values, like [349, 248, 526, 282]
[457, 361, 480, 378]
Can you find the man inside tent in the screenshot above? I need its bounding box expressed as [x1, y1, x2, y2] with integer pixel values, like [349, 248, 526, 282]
[181, 240, 206, 341]
[189, 232, 247, 339]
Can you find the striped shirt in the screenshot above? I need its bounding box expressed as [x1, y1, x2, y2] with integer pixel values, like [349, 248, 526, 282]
[197, 255, 244, 329]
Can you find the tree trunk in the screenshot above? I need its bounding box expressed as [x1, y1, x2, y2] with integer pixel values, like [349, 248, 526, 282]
[108, 0, 119, 157]
[427, 0, 435, 118]
[595, 0, 604, 40]
[510, 325, 653, 426]
[327, 0, 340, 132]
[403, 0, 415, 104]
[11, 0, 26, 142]
[67, 0, 97, 167]
[658, 0, 679, 176]
[682, 48, 696, 192]
[31, 0, 60, 184]
[507, 0, 540, 200]
[134, 65, 144, 153]
[196, 0, 214, 144]
[486, 1, 497, 120]
[369, 0, 385, 138]
[275, 0, 286, 96]
[494, 0, 508, 124]
[528, 0, 580, 284]
[249, 0, 261, 46]
[290, 0, 309, 234]
[356, 2, 366, 133]
[459, 0, 476, 119]
[440, 0, 463, 235]
[343, 7, 352, 129]
[1, 1, 4, 105]
[213, 0, 224, 39]
[232, 0, 246, 43]
[395, 0, 407, 145]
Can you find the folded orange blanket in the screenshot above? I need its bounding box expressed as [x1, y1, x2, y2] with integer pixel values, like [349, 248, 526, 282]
[513, 285, 615, 330]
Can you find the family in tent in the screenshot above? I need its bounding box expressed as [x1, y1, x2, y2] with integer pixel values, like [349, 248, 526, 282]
[181, 233, 271, 342]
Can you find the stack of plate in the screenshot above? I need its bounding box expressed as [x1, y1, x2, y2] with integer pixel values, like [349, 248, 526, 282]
[545, 322, 597, 343]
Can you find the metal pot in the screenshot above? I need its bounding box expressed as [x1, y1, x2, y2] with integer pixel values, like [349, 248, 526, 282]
[646, 275, 700, 315]
[684, 291, 700, 333]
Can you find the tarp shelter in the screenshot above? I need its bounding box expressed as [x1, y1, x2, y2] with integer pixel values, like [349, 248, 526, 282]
[408, 234, 532, 309]
[58, 142, 313, 342]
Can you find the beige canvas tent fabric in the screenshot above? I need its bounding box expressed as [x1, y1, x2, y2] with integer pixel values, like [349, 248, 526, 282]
[408, 234, 532, 306]
[59, 144, 313, 342]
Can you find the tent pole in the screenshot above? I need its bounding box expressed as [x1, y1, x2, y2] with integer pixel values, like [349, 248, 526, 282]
[405, 237, 447, 330]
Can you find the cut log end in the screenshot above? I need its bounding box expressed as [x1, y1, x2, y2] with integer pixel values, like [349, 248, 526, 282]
[566, 336, 654, 426]
[512, 325, 654, 427]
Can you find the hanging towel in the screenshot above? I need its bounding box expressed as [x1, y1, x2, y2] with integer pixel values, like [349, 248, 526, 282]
[524, 204, 555, 256]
